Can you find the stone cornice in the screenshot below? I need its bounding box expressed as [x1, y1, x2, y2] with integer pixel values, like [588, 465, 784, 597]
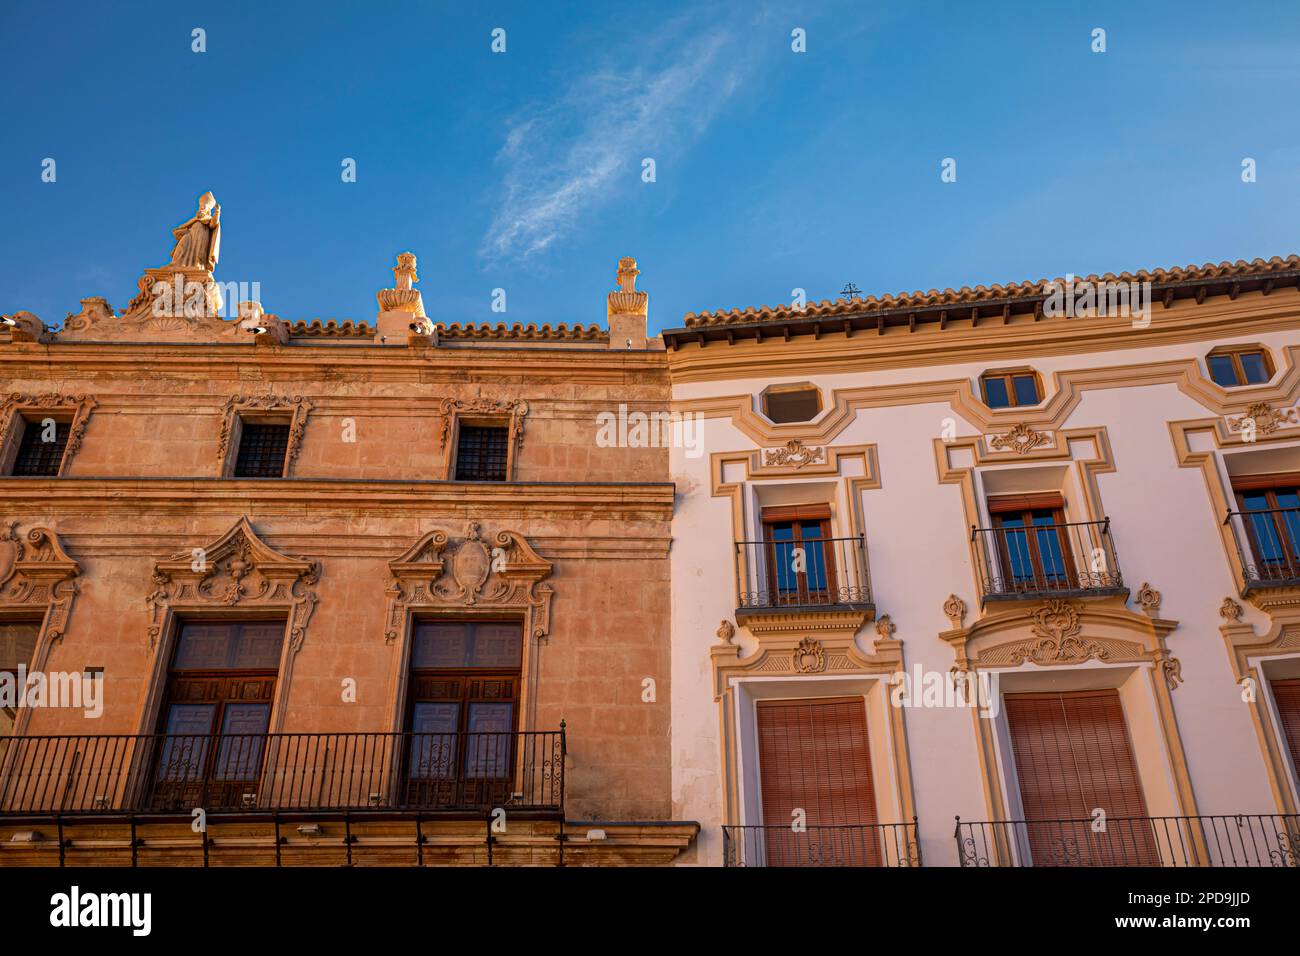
[0, 477, 675, 514]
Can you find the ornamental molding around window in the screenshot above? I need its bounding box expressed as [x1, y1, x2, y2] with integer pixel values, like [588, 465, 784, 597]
[939, 596, 1199, 851]
[0, 523, 82, 736]
[673, 344, 1300, 448]
[709, 604, 915, 832]
[145, 517, 320, 655]
[936, 425, 1117, 606]
[382, 520, 554, 736]
[217, 394, 313, 477]
[1170, 412, 1300, 612]
[0, 392, 98, 476]
[437, 398, 529, 453]
[1219, 600, 1300, 815]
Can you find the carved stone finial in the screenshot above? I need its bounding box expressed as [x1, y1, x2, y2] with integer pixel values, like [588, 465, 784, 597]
[377, 252, 426, 318]
[1135, 582, 1161, 617]
[943, 593, 967, 628]
[607, 256, 648, 317]
[1219, 598, 1243, 622]
[716, 619, 735, 644]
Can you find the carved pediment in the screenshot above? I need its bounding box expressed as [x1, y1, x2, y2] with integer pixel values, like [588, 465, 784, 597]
[384, 522, 553, 642]
[0, 523, 81, 614]
[147, 517, 319, 652]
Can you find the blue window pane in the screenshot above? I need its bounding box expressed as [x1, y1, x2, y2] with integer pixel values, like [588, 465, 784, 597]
[984, 377, 1011, 408]
[1240, 352, 1270, 384]
[1208, 354, 1239, 386]
[1013, 376, 1039, 406]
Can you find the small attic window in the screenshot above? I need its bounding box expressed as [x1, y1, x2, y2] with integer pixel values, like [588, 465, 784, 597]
[762, 385, 822, 424]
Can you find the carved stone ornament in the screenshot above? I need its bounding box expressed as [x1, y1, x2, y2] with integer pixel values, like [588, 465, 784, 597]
[384, 521, 554, 644]
[763, 439, 826, 469]
[943, 593, 967, 628]
[218, 394, 314, 475]
[438, 398, 529, 452]
[146, 517, 320, 654]
[989, 422, 1051, 455]
[0, 393, 97, 474]
[1135, 582, 1162, 617]
[875, 614, 896, 640]
[1219, 598, 1243, 622]
[792, 636, 827, 673]
[1010, 600, 1109, 665]
[716, 619, 736, 644]
[1228, 402, 1298, 437]
[0, 522, 81, 647]
[1161, 656, 1184, 691]
[2, 310, 50, 344]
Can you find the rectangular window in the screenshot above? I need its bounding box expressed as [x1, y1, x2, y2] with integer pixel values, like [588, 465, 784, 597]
[762, 387, 821, 424]
[454, 424, 509, 481]
[987, 495, 1073, 593]
[756, 697, 879, 866]
[150, 620, 284, 811]
[10, 417, 70, 476]
[233, 422, 291, 478]
[1232, 475, 1300, 581]
[1272, 679, 1300, 786]
[404, 619, 522, 808]
[1004, 690, 1158, 865]
[0, 621, 40, 735]
[761, 505, 837, 606]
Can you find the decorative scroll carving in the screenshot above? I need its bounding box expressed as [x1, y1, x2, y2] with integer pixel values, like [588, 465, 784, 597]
[218, 394, 313, 475]
[1220, 598, 1243, 622]
[762, 439, 825, 469]
[384, 521, 553, 644]
[792, 636, 827, 673]
[1006, 600, 1111, 664]
[943, 593, 967, 628]
[0, 524, 81, 648]
[1, 393, 98, 473]
[989, 422, 1051, 455]
[1135, 582, 1162, 617]
[1228, 402, 1297, 436]
[146, 517, 319, 653]
[1161, 656, 1184, 691]
[437, 398, 529, 452]
[716, 619, 735, 644]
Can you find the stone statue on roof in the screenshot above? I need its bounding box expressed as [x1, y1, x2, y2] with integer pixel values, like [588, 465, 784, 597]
[168, 191, 221, 271]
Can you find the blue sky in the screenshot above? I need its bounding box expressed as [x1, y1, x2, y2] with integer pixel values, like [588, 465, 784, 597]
[2, 0, 1298, 335]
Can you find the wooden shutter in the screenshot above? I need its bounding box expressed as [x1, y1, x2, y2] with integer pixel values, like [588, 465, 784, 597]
[1272, 679, 1300, 783]
[756, 697, 879, 865]
[1004, 690, 1158, 865]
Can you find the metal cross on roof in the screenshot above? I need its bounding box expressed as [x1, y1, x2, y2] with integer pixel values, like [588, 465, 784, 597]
[839, 282, 863, 300]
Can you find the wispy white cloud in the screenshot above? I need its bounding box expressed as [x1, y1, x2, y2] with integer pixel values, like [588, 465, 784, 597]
[480, 15, 755, 262]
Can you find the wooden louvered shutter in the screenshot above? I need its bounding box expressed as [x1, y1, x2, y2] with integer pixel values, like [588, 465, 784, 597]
[1005, 690, 1158, 865]
[756, 697, 879, 865]
[1272, 679, 1300, 782]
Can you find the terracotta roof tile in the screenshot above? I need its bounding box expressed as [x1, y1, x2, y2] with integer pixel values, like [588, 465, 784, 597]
[681, 255, 1300, 328]
[437, 321, 607, 342]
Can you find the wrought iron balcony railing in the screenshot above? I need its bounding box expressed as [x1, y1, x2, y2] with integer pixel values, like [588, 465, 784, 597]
[955, 814, 1300, 867]
[0, 729, 565, 816]
[722, 821, 919, 867]
[971, 518, 1123, 602]
[734, 535, 872, 611]
[1226, 507, 1300, 591]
